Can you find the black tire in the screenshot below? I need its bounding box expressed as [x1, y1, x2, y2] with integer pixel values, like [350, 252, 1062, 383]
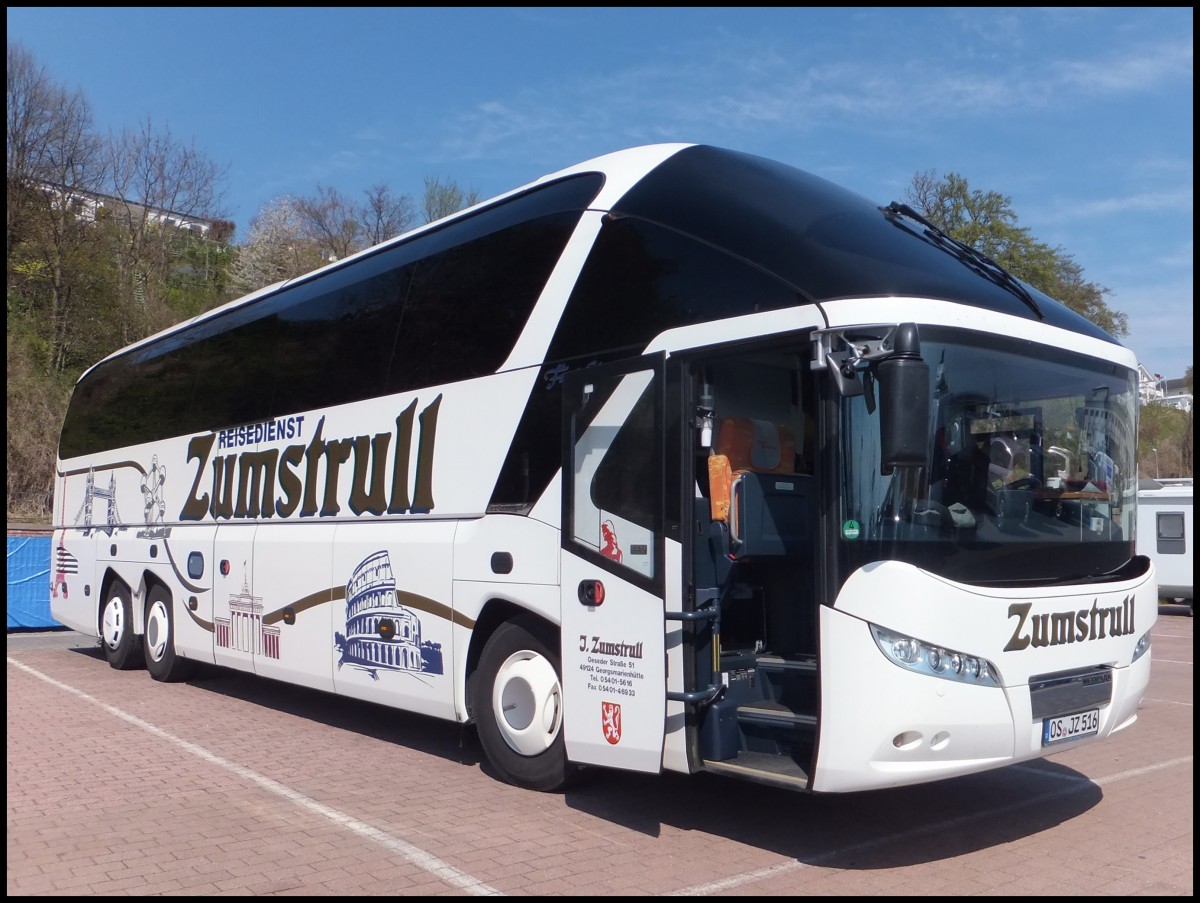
[100, 581, 143, 671]
[473, 617, 578, 792]
[143, 585, 196, 682]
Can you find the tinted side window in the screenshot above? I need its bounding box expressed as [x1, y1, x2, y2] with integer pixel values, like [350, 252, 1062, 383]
[546, 216, 802, 364]
[269, 264, 413, 418]
[489, 217, 801, 511]
[591, 377, 661, 534]
[386, 211, 583, 393]
[182, 309, 281, 429]
[58, 303, 280, 458]
[58, 174, 603, 458]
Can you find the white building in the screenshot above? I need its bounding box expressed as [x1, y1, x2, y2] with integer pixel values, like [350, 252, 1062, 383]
[1138, 364, 1192, 413]
[40, 181, 221, 238]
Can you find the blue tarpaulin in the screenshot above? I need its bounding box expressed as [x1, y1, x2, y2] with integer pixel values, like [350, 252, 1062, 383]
[7, 534, 61, 629]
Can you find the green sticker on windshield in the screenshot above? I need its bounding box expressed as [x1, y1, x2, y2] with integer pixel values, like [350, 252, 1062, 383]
[842, 519, 861, 540]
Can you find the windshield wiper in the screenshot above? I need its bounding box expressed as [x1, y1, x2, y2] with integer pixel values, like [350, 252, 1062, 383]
[990, 557, 1142, 588]
[882, 202, 1044, 320]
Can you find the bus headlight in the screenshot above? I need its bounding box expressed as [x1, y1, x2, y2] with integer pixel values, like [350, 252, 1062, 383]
[870, 624, 1000, 687]
[1132, 629, 1151, 663]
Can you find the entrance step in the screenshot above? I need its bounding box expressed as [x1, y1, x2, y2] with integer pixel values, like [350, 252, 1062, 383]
[737, 699, 817, 727]
[697, 652, 818, 781]
[702, 750, 810, 790]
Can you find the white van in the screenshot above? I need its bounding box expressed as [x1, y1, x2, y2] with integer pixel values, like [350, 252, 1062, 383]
[1137, 477, 1194, 611]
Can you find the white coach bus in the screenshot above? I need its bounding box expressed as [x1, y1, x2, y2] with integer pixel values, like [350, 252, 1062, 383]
[51, 144, 1155, 794]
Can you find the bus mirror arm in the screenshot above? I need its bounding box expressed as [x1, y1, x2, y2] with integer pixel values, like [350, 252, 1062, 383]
[824, 351, 866, 397]
[814, 324, 900, 399]
[814, 327, 930, 465]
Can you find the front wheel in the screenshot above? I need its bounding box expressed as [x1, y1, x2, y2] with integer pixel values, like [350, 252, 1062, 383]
[144, 586, 196, 682]
[473, 617, 578, 792]
[100, 581, 143, 671]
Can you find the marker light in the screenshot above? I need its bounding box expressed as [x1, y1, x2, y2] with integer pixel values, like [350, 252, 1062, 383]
[1132, 629, 1151, 663]
[871, 624, 1000, 687]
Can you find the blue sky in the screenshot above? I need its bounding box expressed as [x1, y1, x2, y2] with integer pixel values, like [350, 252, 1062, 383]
[7, 7, 1193, 380]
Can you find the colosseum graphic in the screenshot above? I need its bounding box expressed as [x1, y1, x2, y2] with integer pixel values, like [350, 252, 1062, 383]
[334, 550, 444, 680]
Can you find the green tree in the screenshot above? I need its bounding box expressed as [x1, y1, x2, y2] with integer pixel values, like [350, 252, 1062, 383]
[229, 195, 326, 294]
[6, 41, 112, 373]
[905, 170, 1193, 481]
[7, 42, 235, 521]
[104, 117, 230, 343]
[361, 182, 415, 246]
[295, 184, 363, 261]
[1139, 363, 1193, 481]
[241, 175, 478, 291]
[906, 171, 1128, 337]
[166, 229, 238, 320]
[7, 41, 60, 263]
[422, 176, 481, 223]
[1140, 403, 1193, 479]
[6, 332, 75, 519]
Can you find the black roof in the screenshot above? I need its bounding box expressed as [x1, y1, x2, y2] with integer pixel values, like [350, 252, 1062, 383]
[612, 145, 1119, 345]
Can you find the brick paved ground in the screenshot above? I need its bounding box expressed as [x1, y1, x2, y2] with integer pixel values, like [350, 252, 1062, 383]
[6, 607, 1192, 896]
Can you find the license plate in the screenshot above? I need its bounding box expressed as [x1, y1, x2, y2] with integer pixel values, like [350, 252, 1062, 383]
[1042, 708, 1100, 746]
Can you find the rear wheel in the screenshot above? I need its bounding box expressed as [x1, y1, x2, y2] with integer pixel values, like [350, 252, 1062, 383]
[100, 582, 143, 670]
[144, 586, 196, 682]
[473, 617, 578, 792]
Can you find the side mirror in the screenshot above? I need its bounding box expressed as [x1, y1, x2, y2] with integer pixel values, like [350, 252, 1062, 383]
[876, 323, 930, 474]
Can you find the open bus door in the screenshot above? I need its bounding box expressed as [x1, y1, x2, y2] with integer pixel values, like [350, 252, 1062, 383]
[560, 354, 668, 774]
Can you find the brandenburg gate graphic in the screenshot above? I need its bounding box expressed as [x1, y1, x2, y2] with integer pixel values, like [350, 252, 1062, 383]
[215, 577, 281, 658]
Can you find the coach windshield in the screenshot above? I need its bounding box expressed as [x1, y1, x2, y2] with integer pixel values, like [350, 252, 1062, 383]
[836, 326, 1139, 588]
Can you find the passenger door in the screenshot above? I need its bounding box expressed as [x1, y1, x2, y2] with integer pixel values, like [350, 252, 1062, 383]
[560, 354, 667, 773]
[212, 524, 259, 673]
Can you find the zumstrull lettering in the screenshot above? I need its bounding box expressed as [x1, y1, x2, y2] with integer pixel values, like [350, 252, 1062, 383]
[275, 444, 305, 517]
[181, 433, 215, 520]
[178, 397, 442, 523]
[235, 450, 278, 518]
[209, 453, 237, 519]
[319, 438, 354, 516]
[348, 433, 392, 516]
[1004, 595, 1136, 652]
[387, 400, 417, 513]
[589, 637, 644, 659]
[299, 416, 327, 517]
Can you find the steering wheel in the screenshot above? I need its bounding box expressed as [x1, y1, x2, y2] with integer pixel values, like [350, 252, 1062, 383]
[1006, 476, 1041, 491]
[909, 498, 954, 529]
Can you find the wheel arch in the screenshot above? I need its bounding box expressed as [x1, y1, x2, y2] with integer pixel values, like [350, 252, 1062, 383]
[138, 569, 172, 621]
[97, 568, 136, 637]
[464, 598, 560, 723]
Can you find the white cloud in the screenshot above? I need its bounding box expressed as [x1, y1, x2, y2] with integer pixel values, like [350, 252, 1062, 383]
[1054, 38, 1193, 94]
